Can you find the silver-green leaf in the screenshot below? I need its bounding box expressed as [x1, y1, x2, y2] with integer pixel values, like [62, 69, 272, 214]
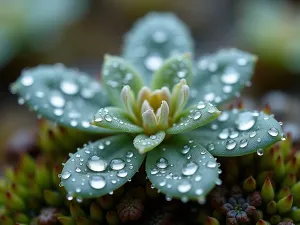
[189, 48, 257, 106]
[151, 54, 193, 90]
[146, 135, 219, 201]
[188, 110, 284, 157]
[61, 135, 145, 199]
[133, 131, 166, 154]
[92, 107, 143, 133]
[11, 64, 112, 134]
[101, 55, 144, 107]
[122, 12, 194, 85]
[166, 102, 220, 135]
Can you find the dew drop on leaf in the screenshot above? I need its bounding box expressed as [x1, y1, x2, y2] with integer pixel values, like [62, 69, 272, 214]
[177, 181, 191, 193]
[110, 158, 126, 171]
[239, 139, 248, 148]
[182, 162, 198, 176]
[206, 161, 217, 168]
[268, 127, 279, 137]
[235, 112, 256, 131]
[156, 158, 168, 169]
[21, 75, 34, 86]
[257, 148, 263, 156]
[193, 111, 202, 120]
[104, 114, 112, 122]
[144, 55, 163, 71]
[221, 68, 240, 84]
[87, 156, 108, 172]
[89, 175, 106, 189]
[60, 80, 79, 95]
[225, 140, 237, 150]
[197, 101, 206, 109]
[49, 93, 65, 108]
[61, 171, 71, 180]
[117, 170, 128, 178]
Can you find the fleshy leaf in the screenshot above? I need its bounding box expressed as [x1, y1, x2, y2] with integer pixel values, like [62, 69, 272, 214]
[101, 55, 144, 107]
[146, 135, 219, 201]
[61, 135, 145, 198]
[11, 64, 113, 134]
[188, 110, 284, 157]
[189, 48, 257, 106]
[151, 54, 193, 90]
[133, 131, 166, 154]
[166, 102, 220, 135]
[122, 12, 194, 85]
[92, 107, 143, 133]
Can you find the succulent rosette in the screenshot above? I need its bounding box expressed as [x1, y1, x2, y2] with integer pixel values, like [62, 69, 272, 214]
[11, 12, 284, 203]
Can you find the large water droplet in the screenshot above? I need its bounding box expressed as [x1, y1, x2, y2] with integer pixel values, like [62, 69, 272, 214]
[177, 181, 191, 193]
[87, 156, 108, 172]
[225, 140, 237, 150]
[60, 80, 79, 95]
[50, 93, 65, 108]
[239, 139, 248, 148]
[89, 176, 106, 189]
[182, 162, 198, 176]
[145, 56, 163, 71]
[110, 158, 125, 171]
[104, 115, 112, 122]
[117, 170, 128, 178]
[268, 127, 279, 137]
[156, 158, 168, 169]
[221, 68, 240, 84]
[197, 101, 206, 109]
[207, 161, 217, 168]
[21, 75, 34, 86]
[235, 112, 256, 131]
[61, 171, 71, 180]
[193, 111, 202, 120]
[218, 128, 229, 140]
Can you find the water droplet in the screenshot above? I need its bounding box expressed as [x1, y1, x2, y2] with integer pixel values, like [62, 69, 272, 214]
[104, 114, 112, 122]
[60, 80, 79, 95]
[268, 127, 279, 137]
[221, 68, 240, 84]
[110, 158, 126, 171]
[181, 145, 190, 154]
[151, 167, 159, 175]
[225, 140, 237, 150]
[207, 161, 217, 168]
[150, 135, 157, 140]
[249, 131, 257, 138]
[61, 171, 71, 180]
[229, 130, 239, 139]
[87, 156, 108, 172]
[126, 151, 133, 158]
[195, 189, 204, 195]
[75, 167, 81, 173]
[54, 108, 64, 116]
[193, 111, 202, 120]
[195, 175, 202, 181]
[21, 75, 34, 86]
[50, 93, 65, 108]
[218, 112, 229, 122]
[239, 139, 248, 148]
[89, 176, 106, 189]
[117, 170, 128, 178]
[156, 158, 168, 169]
[182, 162, 198, 176]
[197, 101, 206, 109]
[207, 143, 215, 151]
[145, 55, 163, 71]
[235, 112, 256, 131]
[177, 181, 191, 193]
[257, 149, 263, 156]
[218, 128, 229, 140]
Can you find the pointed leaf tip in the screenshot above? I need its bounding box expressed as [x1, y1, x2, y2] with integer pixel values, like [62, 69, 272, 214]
[133, 131, 166, 154]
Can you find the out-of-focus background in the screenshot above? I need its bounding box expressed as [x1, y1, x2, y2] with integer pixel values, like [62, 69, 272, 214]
[1, 0, 300, 162]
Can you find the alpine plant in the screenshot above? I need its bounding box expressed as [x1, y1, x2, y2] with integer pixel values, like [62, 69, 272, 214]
[10, 12, 284, 203]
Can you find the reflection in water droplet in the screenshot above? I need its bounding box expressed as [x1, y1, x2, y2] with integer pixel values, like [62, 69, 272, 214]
[182, 162, 198, 176]
[89, 176, 106, 189]
[110, 158, 126, 171]
[87, 156, 108, 172]
[235, 112, 256, 131]
[268, 127, 279, 137]
[177, 181, 191, 193]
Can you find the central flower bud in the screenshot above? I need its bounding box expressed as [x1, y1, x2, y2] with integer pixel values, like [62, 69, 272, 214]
[121, 79, 189, 135]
